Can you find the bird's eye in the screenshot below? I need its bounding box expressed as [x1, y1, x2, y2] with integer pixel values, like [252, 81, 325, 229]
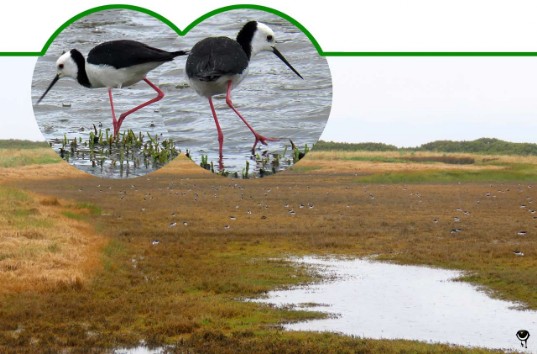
[58, 64, 64, 69]
[266, 35, 273, 42]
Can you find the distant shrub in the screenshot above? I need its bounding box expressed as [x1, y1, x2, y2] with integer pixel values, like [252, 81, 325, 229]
[418, 138, 537, 156]
[405, 156, 475, 165]
[314, 141, 399, 152]
[313, 138, 537, 156]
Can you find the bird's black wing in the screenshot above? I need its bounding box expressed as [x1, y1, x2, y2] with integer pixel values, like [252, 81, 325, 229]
[186, 37, 249, 81]
[87, 40, 186, 69]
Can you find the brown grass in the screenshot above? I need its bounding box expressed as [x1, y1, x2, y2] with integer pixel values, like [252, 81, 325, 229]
[0, 147, 534, 352]
[0, 152, 205, 183]
[0, 189, 106, 294]
[9, 161, 537, 306]
[0, 160, 79, 181]
[301, 150, 537, 174]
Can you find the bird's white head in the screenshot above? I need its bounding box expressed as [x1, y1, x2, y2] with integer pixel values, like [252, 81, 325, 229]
[55, 50, 80, 80]
[239, 21, 303, 79]
[250, 22, 277, 57]
[36, 49, 88, 105]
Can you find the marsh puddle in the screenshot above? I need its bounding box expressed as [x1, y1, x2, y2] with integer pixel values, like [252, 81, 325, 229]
[253, 257, 537, 353]
[114, 342, 166, 354]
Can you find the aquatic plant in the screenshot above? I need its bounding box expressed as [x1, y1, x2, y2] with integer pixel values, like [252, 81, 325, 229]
[51, 128, 179, 178]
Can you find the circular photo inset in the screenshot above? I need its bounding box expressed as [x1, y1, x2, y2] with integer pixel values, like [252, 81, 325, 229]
[32, 9, 188, 178]
[161, 9, 332, 178]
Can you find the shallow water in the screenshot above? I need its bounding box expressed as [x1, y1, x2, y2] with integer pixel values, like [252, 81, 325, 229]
[31, 9, 331, 178]
[114, 344, 165, 354]
[253, 257, 537, 353]
[32, 9, 181, 178]
[32, 10, 179, 140]
[161, 9, 332, 176]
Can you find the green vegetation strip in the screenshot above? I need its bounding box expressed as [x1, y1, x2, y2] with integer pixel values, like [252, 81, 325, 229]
[355, 164, 537, 183]
[0, 186, 49, 229]
[0, 140, 48, 149]
[0, 141, 60, 168]
[316, 138, 537, 156]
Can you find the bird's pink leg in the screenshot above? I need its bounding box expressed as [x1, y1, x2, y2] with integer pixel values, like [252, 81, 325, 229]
[225, 81, 276, 153]
[209, 97, 224, 170]
[108, 88, 119, 136]
[114, 78, 165, 137]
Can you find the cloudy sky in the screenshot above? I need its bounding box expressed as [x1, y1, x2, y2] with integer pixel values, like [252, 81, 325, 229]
[3, 1, 537, 147]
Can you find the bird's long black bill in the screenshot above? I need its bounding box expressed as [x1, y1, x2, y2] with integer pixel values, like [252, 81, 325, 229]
[36, 74, 60, 105]
[272, 47, 303, 79]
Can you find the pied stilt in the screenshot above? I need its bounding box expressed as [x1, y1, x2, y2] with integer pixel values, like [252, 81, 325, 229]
[186, 21, 303, 159]
[37, 40, 188, 137]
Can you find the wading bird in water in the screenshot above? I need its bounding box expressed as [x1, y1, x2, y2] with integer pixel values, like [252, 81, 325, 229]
[37, 40, 188, 137]
[186, 21, 303, 164]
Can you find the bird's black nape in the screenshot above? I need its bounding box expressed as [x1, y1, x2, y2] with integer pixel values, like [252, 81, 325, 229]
[236, 21, 258, 59]
[69, 49, 91, 88]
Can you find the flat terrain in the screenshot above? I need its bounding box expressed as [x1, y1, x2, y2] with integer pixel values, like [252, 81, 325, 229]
[1, 143, 535, 353]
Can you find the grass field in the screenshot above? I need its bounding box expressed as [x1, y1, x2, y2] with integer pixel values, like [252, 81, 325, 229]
[1, 144, 535, 352]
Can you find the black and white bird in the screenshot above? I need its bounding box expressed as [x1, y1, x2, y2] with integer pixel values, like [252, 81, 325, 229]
[37, 40, 188, 137]
[186, 21, 303, 158]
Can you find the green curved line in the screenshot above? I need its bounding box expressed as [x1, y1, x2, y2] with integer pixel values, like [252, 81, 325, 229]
[40, 4, 181, 56]
[1, 3, 325, 57]
[179, 4, 324, 55]
[2, 4, 537, 57]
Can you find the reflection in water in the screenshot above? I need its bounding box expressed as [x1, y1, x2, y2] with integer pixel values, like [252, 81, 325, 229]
[253, 257, 537, 353]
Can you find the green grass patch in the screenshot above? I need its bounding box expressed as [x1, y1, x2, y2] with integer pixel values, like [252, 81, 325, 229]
[460, 269, 537, 310]
[317, 152, 476, 165]
[0, 148, 61, 168]
[12, 208, 39, 218]
[47, 243, 60, 253]
[355, 164, 537, 183]
[405, 155, 475, 164]
[61, 211, 84, 220]
[288, 165, 322, 173]
[7, 210, 53, 229]
[0, 140, 49, 149]
[100, 239, 127, 272]
[345, 155, 405, 163]
[0, 186, 53, 229]
[0, 185, 30, 203]
[75, 202, 102, 216]
[177, 330, 495, 354]
[60, 203, 102, 220]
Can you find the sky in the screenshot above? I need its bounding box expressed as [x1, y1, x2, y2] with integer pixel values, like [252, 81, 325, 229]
[3, 1, 537, 148]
